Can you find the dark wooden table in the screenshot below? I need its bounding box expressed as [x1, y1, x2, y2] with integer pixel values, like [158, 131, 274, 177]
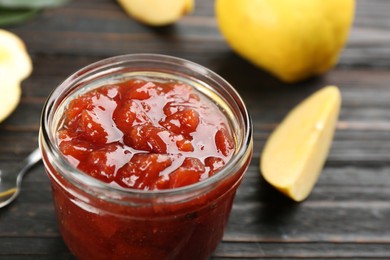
[1, 0, 390, 259]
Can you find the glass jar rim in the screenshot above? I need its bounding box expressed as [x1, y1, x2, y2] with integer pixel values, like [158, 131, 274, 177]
[39, 53, 253, 202]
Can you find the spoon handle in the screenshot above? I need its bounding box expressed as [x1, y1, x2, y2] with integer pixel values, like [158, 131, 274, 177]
[16, 148, 42, 186]
[0, 148, 42, 208]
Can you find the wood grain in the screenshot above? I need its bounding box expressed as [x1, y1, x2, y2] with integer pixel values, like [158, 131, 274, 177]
[1, 0, 390, 259]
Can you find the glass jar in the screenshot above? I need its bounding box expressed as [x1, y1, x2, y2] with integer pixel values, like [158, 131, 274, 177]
[39, 54, 253, 260]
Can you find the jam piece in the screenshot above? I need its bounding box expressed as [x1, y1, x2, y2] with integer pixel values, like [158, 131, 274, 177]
[64, 89, 123, 145]
[168, 158, 205, 189]
[59, 139, 93, 164]
[113, 100, 151, 133]
[79, 110, 109, 145]
[176, 137, 194, 152]
[160, 109, 200, 138]
[96, 84, 125, 102]
[124, 125, 168, 153]
[205, 157, 226, 177]
[125, 81, 157, 100]
[116, 154, 172, 190]
[81, 143, 131, 183]
[57, 78, 235, 190]
[215, 125, 234, 157]
[64, 92, 95, 124]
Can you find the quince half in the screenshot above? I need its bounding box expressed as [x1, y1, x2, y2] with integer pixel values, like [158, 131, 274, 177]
[261, 86, 341, 201]
[117, 0, 193, 26]
[0, 29, 32, 123]
[216, 0, 355, 83]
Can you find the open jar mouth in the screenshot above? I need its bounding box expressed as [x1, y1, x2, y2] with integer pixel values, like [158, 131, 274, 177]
[39, 54, 253, 204]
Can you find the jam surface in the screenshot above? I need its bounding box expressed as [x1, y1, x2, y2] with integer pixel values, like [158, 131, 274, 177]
[58, 78, 235, 190]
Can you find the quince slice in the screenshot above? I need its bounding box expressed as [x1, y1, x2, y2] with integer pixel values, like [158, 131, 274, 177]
[261, 86, 341, 201]
[117, 0, 193, 26]
[0, 29, 32, 82]
[0, 29, 32, 123]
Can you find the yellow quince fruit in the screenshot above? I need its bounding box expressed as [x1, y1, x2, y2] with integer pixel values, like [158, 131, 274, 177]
[261, 86, 341, 201]
[117, 0, 194, 26]
[0, 29, 32, 123]
[216, 0, 355, 83]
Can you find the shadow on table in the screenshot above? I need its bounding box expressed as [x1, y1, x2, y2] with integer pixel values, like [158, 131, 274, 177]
[210, 51, 327, 102]
[258, 176, 301, 225]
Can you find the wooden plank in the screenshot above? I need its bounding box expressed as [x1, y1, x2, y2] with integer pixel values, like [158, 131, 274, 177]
[214, 241, 390, 258]
[0, 237, 71, 257]
[1, 237, 390, 259]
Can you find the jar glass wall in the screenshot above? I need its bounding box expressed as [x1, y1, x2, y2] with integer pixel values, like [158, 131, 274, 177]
[39, 54, 252, 260]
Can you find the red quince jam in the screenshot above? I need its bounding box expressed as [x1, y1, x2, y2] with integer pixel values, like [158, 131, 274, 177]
[57, 78, 235, 190]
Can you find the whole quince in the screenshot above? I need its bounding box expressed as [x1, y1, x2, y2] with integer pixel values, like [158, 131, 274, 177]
[216, 0, 355, 83]
[118, 0, 193, 26]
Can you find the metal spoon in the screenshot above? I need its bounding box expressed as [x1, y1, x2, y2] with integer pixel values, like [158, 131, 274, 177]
[0, 148, 42, 208]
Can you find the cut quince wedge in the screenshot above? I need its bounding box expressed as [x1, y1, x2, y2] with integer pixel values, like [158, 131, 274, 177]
[0, 29, 32, 82]
[117, 0, 193, 26]
[261, 86, 341, 202]
[0, 29, 32, 123]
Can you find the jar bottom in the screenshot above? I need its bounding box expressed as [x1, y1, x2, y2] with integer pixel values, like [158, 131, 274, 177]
[50, 178, 237, 260]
